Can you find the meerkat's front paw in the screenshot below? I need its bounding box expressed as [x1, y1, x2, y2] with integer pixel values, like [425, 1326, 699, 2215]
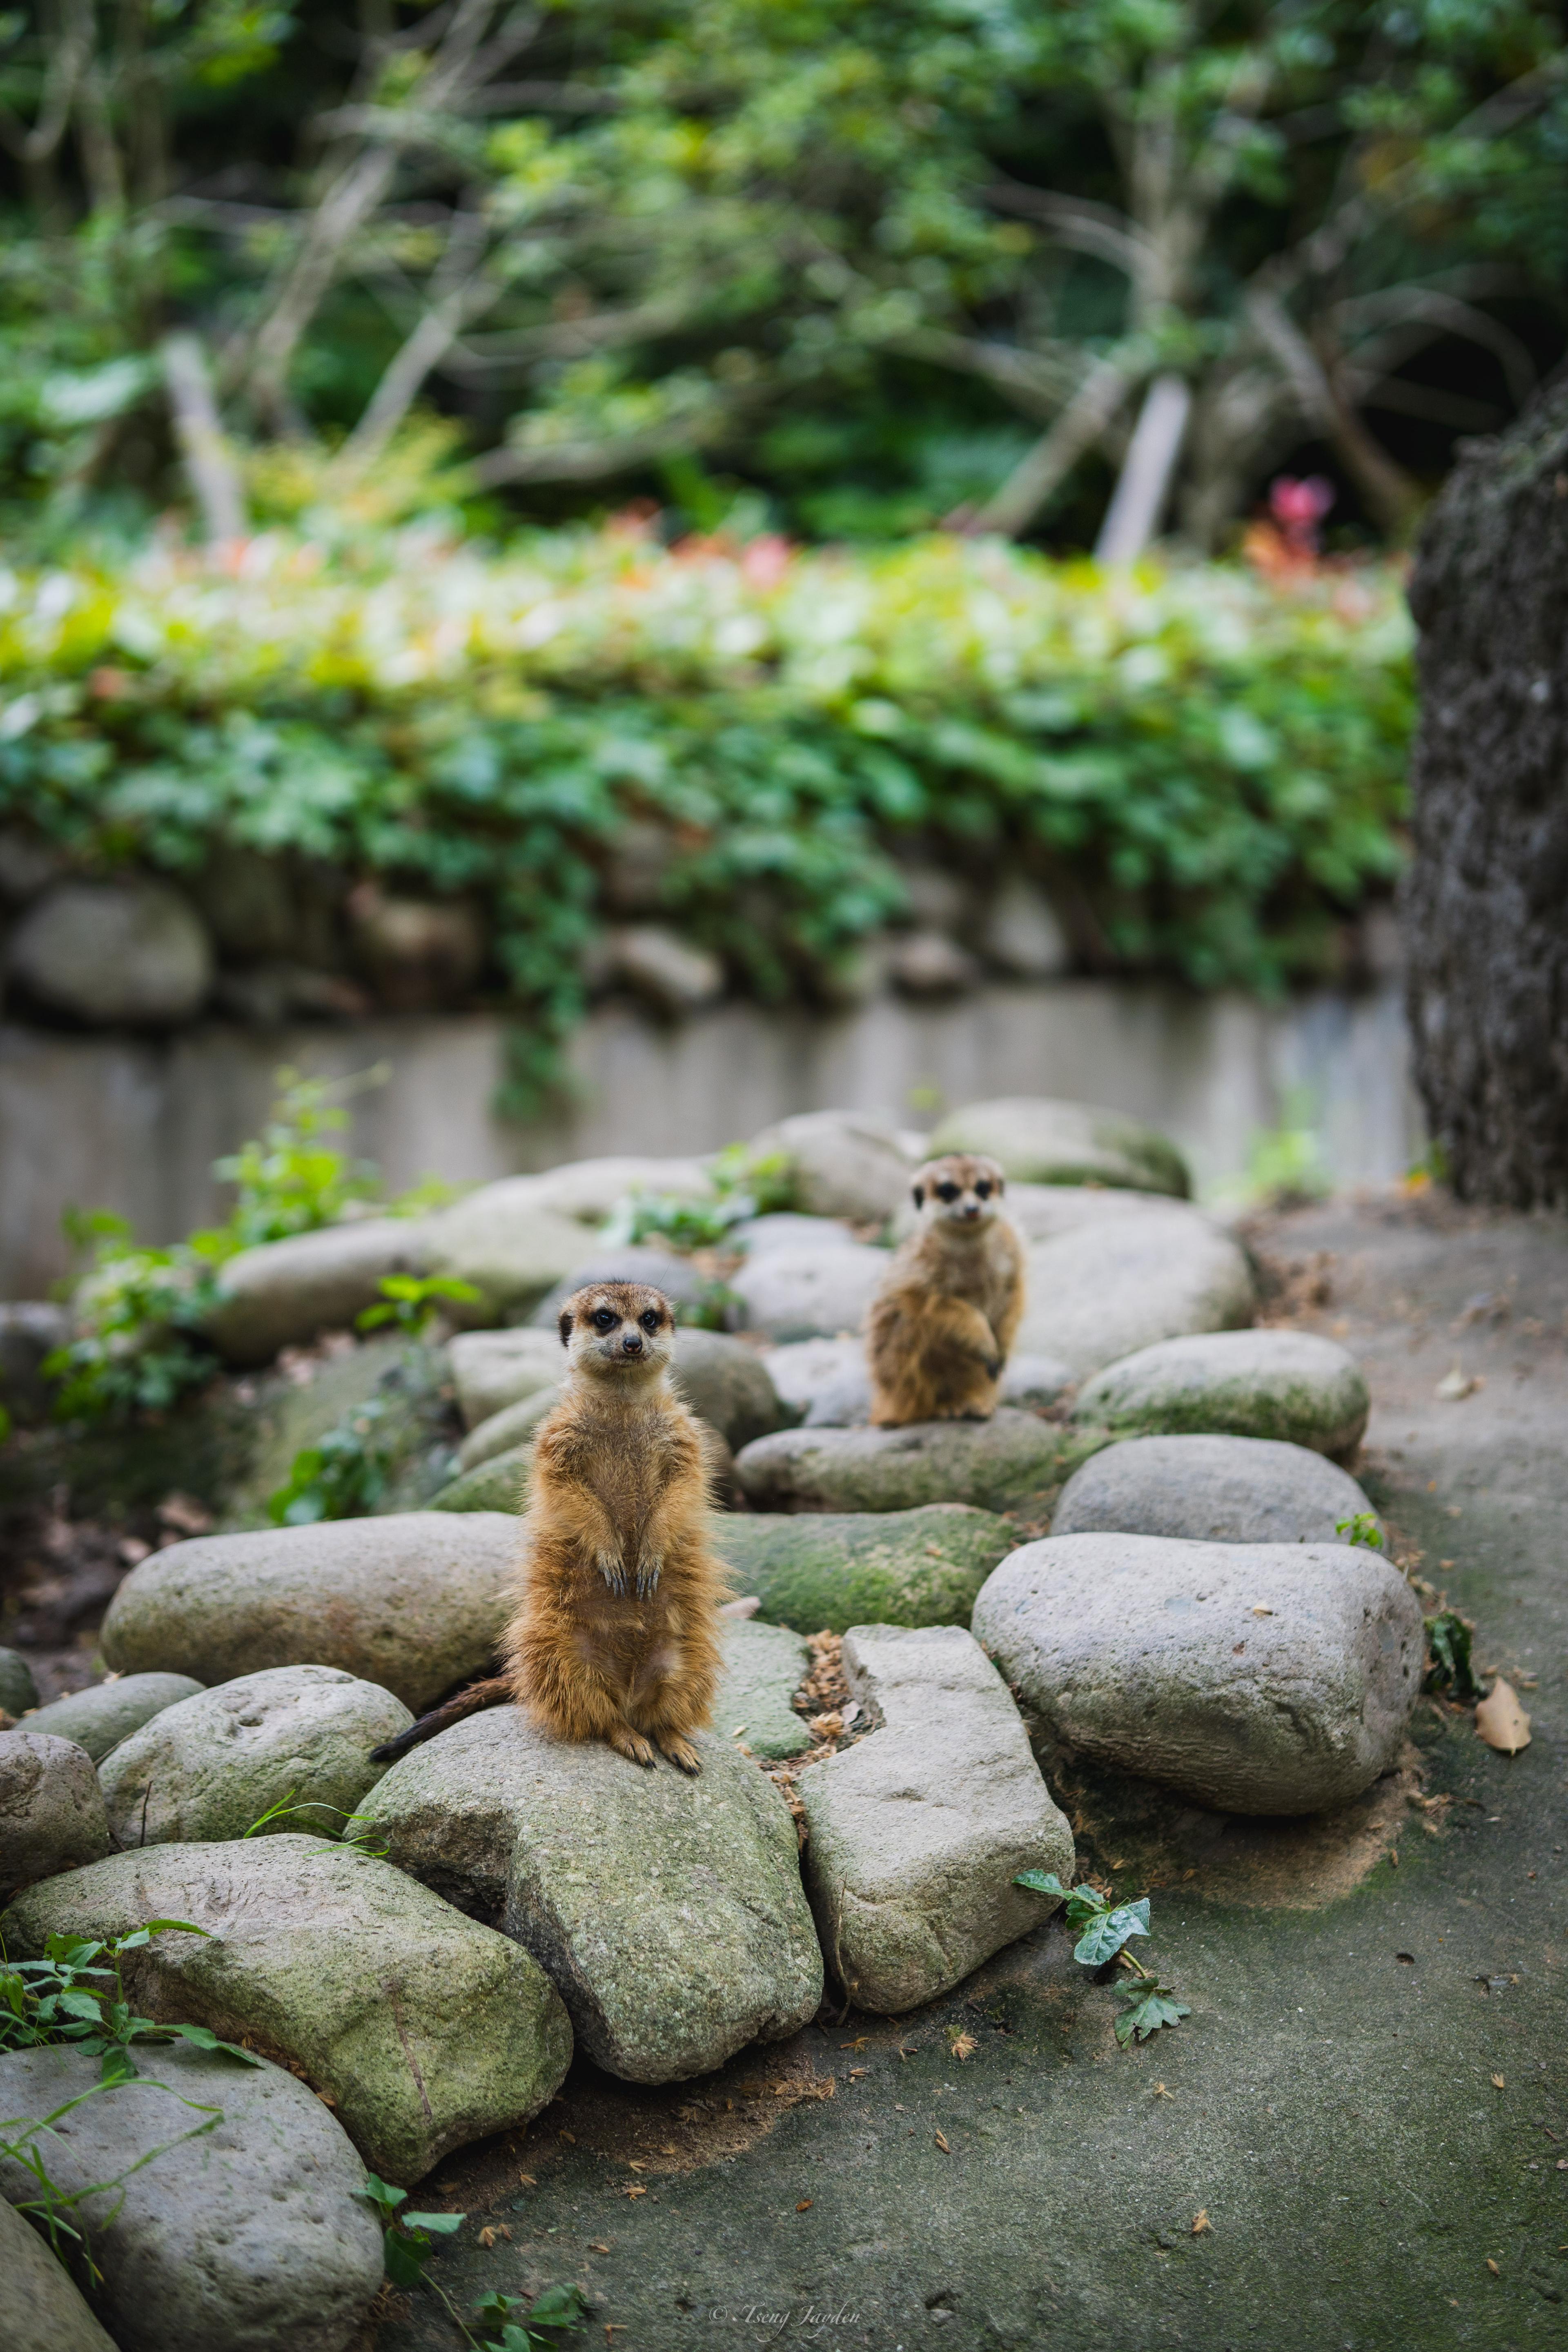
[633, 1552, 663, 1598]
[595, 1550, 628, 1595]
[657, 1733, 702, 1773]
[606, 1724, 657, 1768]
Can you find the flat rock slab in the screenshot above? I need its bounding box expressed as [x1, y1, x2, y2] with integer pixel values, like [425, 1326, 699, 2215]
[99, 1665, 412, 1847]
[430, 1443, 532, 1514]
[761, 1337, 1068, 1427]
[205, 1217, 434, 1368]
[715, 1619, 813, 1760]
[714, 1506, 1016, 1633]
[26, 1673, 205, 1764]
[972, 1532, 1424, 1814]
[0, 2044, 383, 2352]
[449, 1327, 563, 1428]
[0, 2194, 117, 2352]
[357, 1712, 821, 2084]
[931, 1096, 1190, 1196]
[795, 1624, 1073, 2013]
[1073, 1330, 1370, 1459]
[1017, 1207, 1257, 1376]
[731, 1243, 889, 1342]
[99, 1513, 520, 1713]
[0, 1834, 572, 2182]
[1053, 1435, 1381, 1547]
[733, 1410, 1109, 1517]
[0, 1731, 109, 1901]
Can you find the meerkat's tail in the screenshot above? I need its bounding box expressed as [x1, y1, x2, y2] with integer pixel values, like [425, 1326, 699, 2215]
[370, 1673, 512, 1762]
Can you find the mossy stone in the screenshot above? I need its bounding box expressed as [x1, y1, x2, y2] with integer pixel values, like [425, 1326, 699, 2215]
[713, 1504, 1016, 1633]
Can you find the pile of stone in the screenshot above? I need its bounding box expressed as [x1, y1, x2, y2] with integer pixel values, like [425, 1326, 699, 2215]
[0, 1094, 1418, 2352]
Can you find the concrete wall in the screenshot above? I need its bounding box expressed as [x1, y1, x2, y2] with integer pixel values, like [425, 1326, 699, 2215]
[0, 978, 1423, 1298]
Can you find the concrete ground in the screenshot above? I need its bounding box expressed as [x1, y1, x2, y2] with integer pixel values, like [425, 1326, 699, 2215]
[371, 1194, 1568, 2352]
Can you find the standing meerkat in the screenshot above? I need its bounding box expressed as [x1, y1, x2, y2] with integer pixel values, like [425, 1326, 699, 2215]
[866, 1154, 1025, 1426]
[371, 1281, 727, 1771]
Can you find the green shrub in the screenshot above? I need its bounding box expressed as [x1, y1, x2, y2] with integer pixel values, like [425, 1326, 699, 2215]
[0, 529, 1412, 1112]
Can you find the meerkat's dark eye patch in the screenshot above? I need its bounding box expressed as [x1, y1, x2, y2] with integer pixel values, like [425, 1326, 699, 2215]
[639, 1307, 661, 1332]
[911, 1183, 925, 1207]
[592, 1307, 617, 1331]
[975, 1179, 993, 1198]
[558, 1310, 573, 1346]
[936, 1182, 960, 1203]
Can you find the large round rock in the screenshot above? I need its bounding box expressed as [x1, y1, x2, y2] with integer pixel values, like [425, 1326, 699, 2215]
[6, 878, 213, 1025]
[1052, 1436, 1381, 1547]
[99, 1514, 519, 1713]
[0, 2192, 118, 2352]
[731, 1243, 889, 1342]
[99, 1665, 412, 1847]
[1072, 1330, 1369, 1459]
[0, 1730, 110, 1900]
[715, 1505, 1016, 1633]
[972, 1532, 1423, 1814]
[1016, 1207, 1256, 1376]
[733, 1411, 1108, 1517]
[931, 1097, 1190, 1196]
[746, 1111, 916, 1221]
[0, 2044, 383, 2352]
[204, 1218, 434, 1367]
[27, 1673, 205, 1764]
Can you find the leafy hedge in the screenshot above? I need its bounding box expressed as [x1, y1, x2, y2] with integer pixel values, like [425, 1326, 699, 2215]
[0, 525, 1412, 1105]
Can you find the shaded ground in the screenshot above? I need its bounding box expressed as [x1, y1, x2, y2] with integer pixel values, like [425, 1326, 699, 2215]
[371, 1193, 1568, 2352]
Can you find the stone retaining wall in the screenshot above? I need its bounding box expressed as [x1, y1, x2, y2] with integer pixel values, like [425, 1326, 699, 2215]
[0, 977, 1420, 1297]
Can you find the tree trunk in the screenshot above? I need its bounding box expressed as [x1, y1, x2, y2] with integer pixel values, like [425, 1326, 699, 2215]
[1402, 384, 1568, 1206]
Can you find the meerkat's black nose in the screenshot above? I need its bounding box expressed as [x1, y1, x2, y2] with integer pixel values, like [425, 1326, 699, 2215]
[621, 1331, 644, 1354]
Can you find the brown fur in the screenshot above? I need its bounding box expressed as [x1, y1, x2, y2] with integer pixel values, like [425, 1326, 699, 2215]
[867, 1154, 1025, 1426]
[501, 1281, 728, 1772]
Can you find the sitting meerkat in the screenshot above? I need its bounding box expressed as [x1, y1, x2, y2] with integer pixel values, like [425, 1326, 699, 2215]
[866, 1153, 1024, 1426]
[371, 1281, 727, 1772]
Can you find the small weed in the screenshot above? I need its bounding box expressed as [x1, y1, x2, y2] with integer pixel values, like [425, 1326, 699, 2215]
[213, 1069, 387, 1248]
[474, 2283, 591, 2350]
[599, 1142, 793, 1252]
[1336, 1510, 1383, 1550]
[241, 1790, 390, 1855]
[358, 2173, 466, 2287]
[2, 2076, 225, 2275]
[267, 1396, 394, 1524]
[356, 1274, 481, 1339]
[0, 1922, 262, 2084]
[1014, 1872, 1190, 2047]
[1425, 1609, 1484, 1705]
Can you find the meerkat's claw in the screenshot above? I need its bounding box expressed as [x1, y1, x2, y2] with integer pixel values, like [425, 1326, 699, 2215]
[595, 1551, 628, 1595]
[607, 1724, 658, 1767]
[633, 1556, 662, 1598]
[657, 1734, 702, 1773]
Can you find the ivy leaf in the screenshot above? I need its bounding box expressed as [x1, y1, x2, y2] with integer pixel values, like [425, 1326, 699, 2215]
[166, 2022, 264, 2065]
[1112, 1980, 1191, 2044]
[402, 2210, 465, 2234]
[1073, 1898, 1151, 1967]
[382, 2231, 429, 2289]
[1012, 1869, 1069, 1899]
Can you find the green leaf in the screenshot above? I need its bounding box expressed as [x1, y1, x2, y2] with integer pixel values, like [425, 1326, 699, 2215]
[1112, 1980, 1191, 2045]
[165, 2023, 263, 2065]
[525, 2281, 590, 2334]
[1012, 1869, 1069, 1899]
[382, 2230, 429, 2288]
[99, 2044, 139, 2085]
[402, 2210, 465, 2234]
[1073, 1899, 1151, 1968]
[358, 2174, 406, 2215]
[1425, 1610, 1483, 1706]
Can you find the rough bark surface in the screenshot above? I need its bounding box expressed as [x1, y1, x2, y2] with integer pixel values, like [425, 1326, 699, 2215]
[1403, 386, 1568, 1205]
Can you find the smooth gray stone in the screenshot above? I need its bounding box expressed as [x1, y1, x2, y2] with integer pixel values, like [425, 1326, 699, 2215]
[746, 1111, 917, 1221]
[931, 1096, 1190, 1196]
[1016, 1208, 1257, 1376]
[716, 1619, 813, 1761]
[1052, 1435, 1381, 1547]
[0, 2044, 383, 2352]
[357, 1710, 821, 2084]
[28, 1673, 205, 1764]
[1, 1835, 572, 2183]
[972, 1532, 1424, 1815]
[796, 1624, 1073, 2013]
[7, 878, 212, 1026]
[100, 1514, 519, 1714]
[0, 1731, 110, 1901]
[1072, 1329, 1370, 1459]
[205, 1218, 433, 1368]
[0, 1646, 39, 1718]
[731, 1243, 888, 1342]
[732, 1213, 864, 1257]
[99, 1665, 412, 1847]
[0, 2165, 128, 2351]
[528, 1245, 719, 1327]
[448, 1326, 563, 1428]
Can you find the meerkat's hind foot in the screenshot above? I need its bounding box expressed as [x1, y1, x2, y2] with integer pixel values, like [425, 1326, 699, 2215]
[604, 1722, 657, 1768]
[657, 1733, 702, 1774]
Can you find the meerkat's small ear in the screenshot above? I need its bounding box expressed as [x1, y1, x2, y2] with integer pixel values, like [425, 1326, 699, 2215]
[911, 1183, 924, 1208]
[557, 1309, 573, 1347]
[995, 1171, 1005, 1194]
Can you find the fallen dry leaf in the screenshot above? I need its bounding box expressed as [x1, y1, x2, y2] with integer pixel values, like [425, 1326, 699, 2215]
[476, 2225, 512, 2249]
[1492, 2074, 1506, 2089]
[1436, 1361, 1478, 1401]
[796, 2199, 813, 2212]
[949, 2032, 978, 2062]
[623, 2186, 646, 2200]
[1486, 2258, 1500, 2277]
[558, 2128, 576, 2143]
[1251, 1605, 1274, 1617]
[1152, 2084, 1174, 2100]
[627, 2160, 646, 2171]
[517, 2171, 537, 2187]
[1475, 1680, 1531, 1755]
[1192, 2210, 1211, 2235]
[934, 2130, 951, 2153]
[589, 2242, 610, 2254]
